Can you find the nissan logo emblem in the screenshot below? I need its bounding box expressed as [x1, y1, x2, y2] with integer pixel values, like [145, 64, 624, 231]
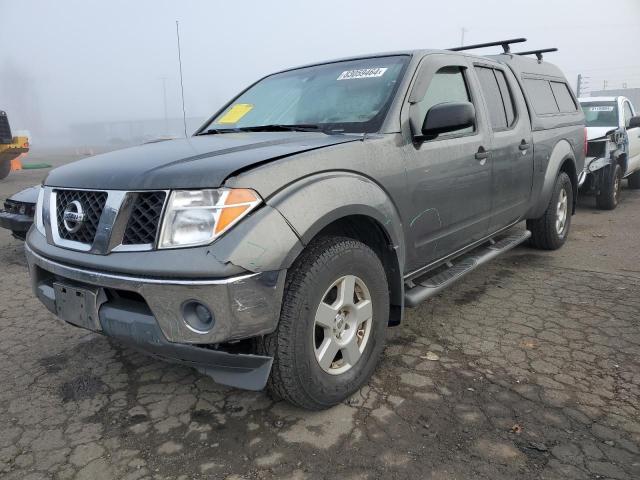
[62, 200, 86, 233]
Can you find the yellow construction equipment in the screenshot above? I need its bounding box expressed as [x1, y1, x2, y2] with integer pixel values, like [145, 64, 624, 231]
[0, 111, 29, 180]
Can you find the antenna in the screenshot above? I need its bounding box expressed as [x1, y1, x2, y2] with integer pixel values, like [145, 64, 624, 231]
[176, 21, 188, 139]
[514, 48, 558, 62]
[449, 38, 526, 53]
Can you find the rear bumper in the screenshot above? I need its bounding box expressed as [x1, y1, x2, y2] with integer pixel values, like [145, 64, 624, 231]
[25, 244, 285, 390]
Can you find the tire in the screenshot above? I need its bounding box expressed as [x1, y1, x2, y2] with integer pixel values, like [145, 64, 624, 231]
[258, 236, 389, 410]
[0, 160, 10, 180]
[596, 163, 622, 210]
[628, 170, 640, 189]
[527, 172, 573, 250]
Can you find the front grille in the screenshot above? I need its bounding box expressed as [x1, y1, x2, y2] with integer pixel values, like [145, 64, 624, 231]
[122, 191, 166, 245]
[55, 189, 108, 244]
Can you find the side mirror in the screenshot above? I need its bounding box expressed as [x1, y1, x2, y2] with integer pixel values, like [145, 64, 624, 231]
[628, 116, 640, 129]
[420, 102, 475, 138]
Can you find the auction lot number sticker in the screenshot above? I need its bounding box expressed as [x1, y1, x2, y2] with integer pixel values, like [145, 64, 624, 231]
[337, 68, 388, 80]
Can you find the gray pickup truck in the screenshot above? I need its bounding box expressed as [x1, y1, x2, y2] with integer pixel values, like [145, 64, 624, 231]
[26, 39, 585, 409]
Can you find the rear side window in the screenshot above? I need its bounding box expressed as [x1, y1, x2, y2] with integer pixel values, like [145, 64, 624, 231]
[524, 78, 559, 115]
[475, 67, 508, 129]
[550, 82, 577, 113]
[495, 70, 516, 126]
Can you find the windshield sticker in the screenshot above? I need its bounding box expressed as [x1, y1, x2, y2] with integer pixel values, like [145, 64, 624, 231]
[337, 68, 388, 81]
[217, 104, 254, 124]
[587, 106, 614, 112]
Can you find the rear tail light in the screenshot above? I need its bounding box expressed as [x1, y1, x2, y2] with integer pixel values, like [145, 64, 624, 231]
[584, 127, 588, 156]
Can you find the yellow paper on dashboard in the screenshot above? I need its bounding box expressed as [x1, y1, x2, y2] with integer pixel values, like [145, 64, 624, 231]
[217, 104, 254, 124]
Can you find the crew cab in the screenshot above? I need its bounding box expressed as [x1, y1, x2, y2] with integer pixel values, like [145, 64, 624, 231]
[579, 96, 640, 209]
[26, 39, 584, 409]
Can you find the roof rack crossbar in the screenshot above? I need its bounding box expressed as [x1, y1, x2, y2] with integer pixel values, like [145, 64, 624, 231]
[449, 38, 527, 54]
[514, 48, 558, 61]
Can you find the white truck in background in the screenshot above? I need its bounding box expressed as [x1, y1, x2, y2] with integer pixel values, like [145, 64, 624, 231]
[578, 96, 640, 209]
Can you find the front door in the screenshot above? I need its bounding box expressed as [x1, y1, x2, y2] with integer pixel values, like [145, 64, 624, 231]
[473, 64, 534, 232]
[623, 100, 640, 174]
[402, 55, 493, 273]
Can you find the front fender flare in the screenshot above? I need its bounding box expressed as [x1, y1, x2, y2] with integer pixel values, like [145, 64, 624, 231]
[267, 171, 405, 270]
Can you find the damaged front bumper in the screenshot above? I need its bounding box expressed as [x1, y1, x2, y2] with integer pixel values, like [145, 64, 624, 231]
[25, 243, 286, 390]
[579, 156, 612, 187]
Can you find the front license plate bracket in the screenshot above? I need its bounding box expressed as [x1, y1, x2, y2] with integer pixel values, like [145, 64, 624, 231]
[53, 282, 106, 332]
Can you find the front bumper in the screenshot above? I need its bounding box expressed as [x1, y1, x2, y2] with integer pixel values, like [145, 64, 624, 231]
[25, 244, 286, 390]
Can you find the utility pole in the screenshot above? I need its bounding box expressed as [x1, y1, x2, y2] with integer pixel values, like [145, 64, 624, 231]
[603, 79, 608, 90]
[176, 20, 188, 139]
[460, 27, 468, 47]
[576, 74, 582, 98]
[159, 76, 169, 135]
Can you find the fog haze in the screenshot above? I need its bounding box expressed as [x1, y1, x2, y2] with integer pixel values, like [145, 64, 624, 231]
[1, 0, 639, 147]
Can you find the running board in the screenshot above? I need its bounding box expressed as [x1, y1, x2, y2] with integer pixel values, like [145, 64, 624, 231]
[404, 230, 531, 308]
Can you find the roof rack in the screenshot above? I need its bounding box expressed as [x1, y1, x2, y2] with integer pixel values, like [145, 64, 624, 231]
[449, 38, 527, 54]
[514, 48, 558, 61]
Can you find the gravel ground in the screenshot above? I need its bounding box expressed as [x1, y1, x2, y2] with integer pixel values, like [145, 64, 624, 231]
[1, 151, 639, 479]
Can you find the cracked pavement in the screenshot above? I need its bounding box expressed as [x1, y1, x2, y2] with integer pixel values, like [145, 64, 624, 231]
[1, 154, 639, 479]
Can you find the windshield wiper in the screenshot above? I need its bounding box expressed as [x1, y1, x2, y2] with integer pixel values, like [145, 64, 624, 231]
[234, 124, 325, 133]
[197, 124, 332, 136]
[196, 128, 240, 136]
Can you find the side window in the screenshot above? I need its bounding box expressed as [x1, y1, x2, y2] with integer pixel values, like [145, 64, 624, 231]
[418, 66, 474, 135]
[550, 82, 577, 113]
[524, 78, 559, 115]
[475, 66, 517, 130]
[623, 102, 633, 127]
[475, 67, 507, 129]
[495, 70, 516, 126]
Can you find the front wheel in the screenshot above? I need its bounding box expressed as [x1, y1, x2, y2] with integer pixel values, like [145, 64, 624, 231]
[258, 236, 389, 410]
[527, 172, 573, 250]
[596, 163, 622, 210]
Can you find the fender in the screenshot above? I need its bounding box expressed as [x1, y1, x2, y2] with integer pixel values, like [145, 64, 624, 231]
[266, 171, 406, 271]
[527, 140, 577, 219]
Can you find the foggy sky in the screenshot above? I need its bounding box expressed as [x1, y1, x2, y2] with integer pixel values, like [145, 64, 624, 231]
[1, 0, 639, 143]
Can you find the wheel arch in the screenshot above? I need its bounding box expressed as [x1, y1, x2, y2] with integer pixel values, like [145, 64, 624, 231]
[268, 172, 406, 325]
[528, 140, 578, 218]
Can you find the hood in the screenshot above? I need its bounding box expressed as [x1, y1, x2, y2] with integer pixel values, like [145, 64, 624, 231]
[586, 126, 617, 141]
[45, 132, 361, 190]
[8, 185, 40, 204]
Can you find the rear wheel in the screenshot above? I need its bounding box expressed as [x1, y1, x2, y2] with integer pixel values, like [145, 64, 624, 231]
[258, 236, 389, 410]
[0, 160, 10, 180]
[628, 170, 640, 189]
[527, 172, 573, 250]
[596, 163, 622, 210]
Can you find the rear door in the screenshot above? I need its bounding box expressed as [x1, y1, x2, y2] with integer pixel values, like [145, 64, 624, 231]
[473, 63, 533, 232]
[623, 100, 640, 174]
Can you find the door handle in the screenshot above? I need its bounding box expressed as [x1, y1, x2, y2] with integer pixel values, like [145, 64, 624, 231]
[519, 140, 530, 151]
[475, 148, 490, 160]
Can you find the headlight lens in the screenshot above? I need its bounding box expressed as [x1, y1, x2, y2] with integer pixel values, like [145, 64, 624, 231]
[158, 188, 261, 249]
[34, 187, 45, 235]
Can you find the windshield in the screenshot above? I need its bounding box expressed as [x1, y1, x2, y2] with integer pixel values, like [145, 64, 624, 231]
[202, 56, 409, 134]
[581, 102, 619, 127]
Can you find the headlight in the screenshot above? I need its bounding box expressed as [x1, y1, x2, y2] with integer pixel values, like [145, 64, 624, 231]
[34, 187, 45, 235]
[158, 188, 261, 249]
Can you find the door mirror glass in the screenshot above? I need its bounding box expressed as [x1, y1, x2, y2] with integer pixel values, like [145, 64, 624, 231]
[421, 102, 476, 138]
[628, 116, 640, 129]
